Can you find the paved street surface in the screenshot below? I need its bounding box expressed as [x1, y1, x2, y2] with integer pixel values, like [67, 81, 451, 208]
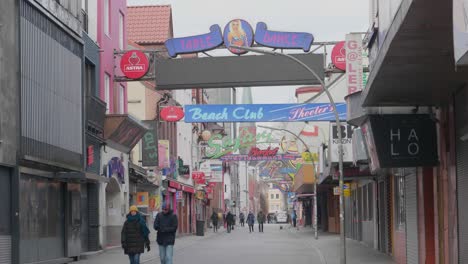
[77, 224, 394, 264]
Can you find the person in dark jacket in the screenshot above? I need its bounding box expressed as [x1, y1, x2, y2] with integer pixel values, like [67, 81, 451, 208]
[246, 211, 255, 233]
[211, 210, 219, 232]
[154, 202, 178, 264]
[226, 210, 234, 233]
[239, 212, 245, 227]
[121, 205, 150, 264]
[257, 211, 265, 233]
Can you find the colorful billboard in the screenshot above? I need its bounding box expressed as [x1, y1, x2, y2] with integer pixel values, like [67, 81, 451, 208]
[184, 103, 347, 123]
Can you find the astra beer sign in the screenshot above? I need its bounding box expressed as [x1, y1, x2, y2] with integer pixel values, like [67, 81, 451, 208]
[184, 103, 347, 123]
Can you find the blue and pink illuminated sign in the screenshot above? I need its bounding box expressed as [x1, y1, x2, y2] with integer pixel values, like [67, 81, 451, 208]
[184, 103, 346, 123]
[165, 21, 314, 57]
[165, 25, 224, 58]
[254, 22, 314, 52]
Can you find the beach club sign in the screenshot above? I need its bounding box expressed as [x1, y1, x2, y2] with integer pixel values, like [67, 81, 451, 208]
[165, 20, 314, 57]
[184, 103, 347, 123]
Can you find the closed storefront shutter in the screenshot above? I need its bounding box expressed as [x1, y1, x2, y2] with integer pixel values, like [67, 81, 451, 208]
[455, 88, 468, 264]
[88, 183, 100, 251]
[405, 169, 419, 264]
[0, 167, 11, 264]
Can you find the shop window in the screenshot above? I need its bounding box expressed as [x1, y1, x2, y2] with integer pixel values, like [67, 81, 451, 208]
[394, 174, 406, 230]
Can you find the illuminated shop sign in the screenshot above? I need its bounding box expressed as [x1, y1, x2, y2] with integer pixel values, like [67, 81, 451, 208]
[184, 103, 346, 123]
[165, 21, 314, 57]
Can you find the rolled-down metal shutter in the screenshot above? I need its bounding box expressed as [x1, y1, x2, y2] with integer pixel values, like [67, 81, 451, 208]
[88, 183, 100, 251]
[0, 236, 11, 264]
[405, 170, 419, 264]
[456, 88, 468, 264]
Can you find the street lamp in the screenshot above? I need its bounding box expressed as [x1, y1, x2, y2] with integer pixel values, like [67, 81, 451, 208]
[231, 45, 346, 264]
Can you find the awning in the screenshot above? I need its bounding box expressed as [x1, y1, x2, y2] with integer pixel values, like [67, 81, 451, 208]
[168, 179, 195, 194]
[292, 164, 315, 194]
[362, 0, 468, 106]
[104, 114, 150, 151]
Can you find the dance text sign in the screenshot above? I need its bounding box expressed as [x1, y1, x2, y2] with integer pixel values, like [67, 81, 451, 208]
[165, 22, 314, 57]
[184, 103, 347, 123]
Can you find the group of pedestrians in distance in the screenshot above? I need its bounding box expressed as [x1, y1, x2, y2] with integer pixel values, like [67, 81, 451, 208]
[210, 210, 267, 233]
[121, 202, 178, 264]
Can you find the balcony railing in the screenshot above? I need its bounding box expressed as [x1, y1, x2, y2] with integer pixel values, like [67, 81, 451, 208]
[86, 95, 107, 134]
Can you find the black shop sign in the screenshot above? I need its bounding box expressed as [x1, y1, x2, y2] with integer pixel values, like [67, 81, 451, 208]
[365, 114, 438, 168]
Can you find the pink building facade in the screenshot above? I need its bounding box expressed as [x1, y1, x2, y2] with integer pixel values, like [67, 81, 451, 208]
[98, 0, 127, 114]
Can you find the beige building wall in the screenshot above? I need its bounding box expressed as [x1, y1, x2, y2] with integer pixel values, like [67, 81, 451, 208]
[268, 188, 285, 213]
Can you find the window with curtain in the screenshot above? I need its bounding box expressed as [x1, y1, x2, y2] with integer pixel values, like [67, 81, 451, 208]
[104, 0, 110, 36]
[119, 12, 124, 50]
[104, 73, 110, 113]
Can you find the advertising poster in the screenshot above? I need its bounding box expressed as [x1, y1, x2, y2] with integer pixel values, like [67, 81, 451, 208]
[136, 192, 149, 207]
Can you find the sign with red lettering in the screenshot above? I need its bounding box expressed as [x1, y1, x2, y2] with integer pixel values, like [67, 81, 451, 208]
[248, 147, 279, 157]
[192, 171, 206, 184]
[120, 50, 149, 79]
[161, 106, 185, 122]
[331, 41, 346, 71]
[345, 34, 363, 94]
[87, 145, 94, 166]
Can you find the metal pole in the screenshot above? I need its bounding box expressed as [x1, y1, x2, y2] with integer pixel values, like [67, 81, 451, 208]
[231, 45, 346, 264]
[314, 180, 318, 240]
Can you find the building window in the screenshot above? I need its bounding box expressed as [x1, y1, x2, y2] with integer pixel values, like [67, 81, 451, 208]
[104, 73, 110, 113]
[276, 194, 279, 199]
[104, 0, 110, 36]
[119, 84, 125, 114]
[119, 12, 124, 50]
[395, 174, 406, 230]
[81, 0, 88, 33]
[271, 194, 274, 199]
[85, 63, 96, 96]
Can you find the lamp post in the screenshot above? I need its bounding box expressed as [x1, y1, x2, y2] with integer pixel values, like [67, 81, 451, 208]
[231, 45, 346, 264]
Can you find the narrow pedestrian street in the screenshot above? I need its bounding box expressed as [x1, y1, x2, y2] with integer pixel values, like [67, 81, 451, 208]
[78, 225, 394, 264]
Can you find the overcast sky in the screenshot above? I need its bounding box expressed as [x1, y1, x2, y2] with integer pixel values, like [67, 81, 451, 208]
[128, 0, 369, 104]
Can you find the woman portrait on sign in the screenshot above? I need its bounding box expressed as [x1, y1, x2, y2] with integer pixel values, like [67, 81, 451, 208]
[227, 19, 249, 54]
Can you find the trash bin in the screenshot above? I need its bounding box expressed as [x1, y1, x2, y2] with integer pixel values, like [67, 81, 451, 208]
[196, 220, 205, 236]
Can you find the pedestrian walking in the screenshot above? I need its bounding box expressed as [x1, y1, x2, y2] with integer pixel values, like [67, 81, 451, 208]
[121, 205, 150, 264]
[211, 210, 219, 232]
[291, 210, 297, 228]
[247, 211, 255, 233]
[226, 210, 234, 233]
[154, 202, 178, 264]
[257, 211, 265, 233]
[239, 212, 245, 227]
[267, 214, 271, 224]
